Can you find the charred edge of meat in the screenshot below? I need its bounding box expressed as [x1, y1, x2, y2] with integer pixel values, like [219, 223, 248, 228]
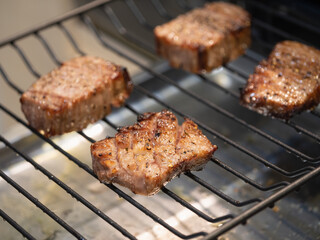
[198, 45, 208, 72]
[137, 112, 156, 121]
[121, 67, 133, 94]
[155, 35, 162, 56]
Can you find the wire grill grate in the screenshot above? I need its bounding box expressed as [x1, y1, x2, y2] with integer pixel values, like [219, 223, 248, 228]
[0, 0, 320, 239]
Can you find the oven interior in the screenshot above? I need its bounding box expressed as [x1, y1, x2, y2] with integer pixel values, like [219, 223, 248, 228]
[0, 0, 320, 239]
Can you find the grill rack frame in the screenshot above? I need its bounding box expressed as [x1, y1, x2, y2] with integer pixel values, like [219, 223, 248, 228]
[0, 0, 320, 239]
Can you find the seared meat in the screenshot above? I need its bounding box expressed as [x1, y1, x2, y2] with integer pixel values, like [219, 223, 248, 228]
[241, 41, 320, 119]
[20, 56, 133, 136]
[154, 2, 251, 73]
[91, 110, 217, 195]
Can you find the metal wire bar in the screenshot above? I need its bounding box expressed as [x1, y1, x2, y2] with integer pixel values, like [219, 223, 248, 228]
[185, 172, 261, 207]
[186, 0, 312, 46]
[58, 23, 86, 56]
[0, 0, 111, 47]
[104, 6, 127, 35]
[101, 4, 320, 162]
[0, 65, 23, 94]
[124, 0, 154, 30]
[102, 117, 118, 129]
[0, 208, 36, 240]
[240, 0, 320, 35]
[223, 64, 249, 82]
[0, 103, 206, 240]
[0, 169, 86, 240]
[244, 49, 264, 63]
[10, 26, 84, 83]
[161, 187, 234, 223]
[202, 165, 320, 240]
[197, 73, 240, 99]
[176, 0, 191, 10]
[150, 0, 172, 19]
[285, 120, 320, 141]
[0, 135, 137, 240]
[35, 32, 62, 65]
[11, 42, 41, 78]
[210, 157, 289, 191]
[123, 102, 140, 116]
[240, 1, 318, 47]
[103, 6, 154, 52]
[77, 130, 96, 143]
[311, 111, 320, 118]
[104, 186, 207, 239]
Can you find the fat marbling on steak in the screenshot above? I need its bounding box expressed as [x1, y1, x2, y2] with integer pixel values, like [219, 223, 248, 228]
[91, 110, 217, 195]
[20, 56, 133, 136]
[154, 2, 251, 73]
[241, 41, 320, 119]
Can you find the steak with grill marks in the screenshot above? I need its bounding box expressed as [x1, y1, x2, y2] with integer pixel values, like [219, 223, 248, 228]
[241, 41, 320, 119]
[91, 110, 217, 195]
[20, 56, 133, 137]
[154, 2, 251, 73]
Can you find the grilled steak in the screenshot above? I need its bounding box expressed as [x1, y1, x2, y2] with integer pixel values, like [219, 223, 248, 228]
[241, 41, 320, 119]
[154, 2, 251, 73]
[20, 56, 133, 136]
[91, 110, 217, 195]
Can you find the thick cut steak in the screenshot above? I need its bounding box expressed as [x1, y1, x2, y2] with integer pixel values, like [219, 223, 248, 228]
[91, 110, 217, 195]
[154, 2, 251, 73]
[241, 41, 320, 119]
[20, 56, 133, 136]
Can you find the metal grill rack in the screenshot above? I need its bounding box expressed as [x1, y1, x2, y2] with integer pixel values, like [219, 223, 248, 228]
[0, 0, 320, 239]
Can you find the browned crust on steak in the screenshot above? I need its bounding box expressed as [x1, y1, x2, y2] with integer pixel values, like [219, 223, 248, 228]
[91, 110, 217, 195]
[154, 2, 251, 73]
[241, 41, 320, 119]
[20, 56, 133, 136]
